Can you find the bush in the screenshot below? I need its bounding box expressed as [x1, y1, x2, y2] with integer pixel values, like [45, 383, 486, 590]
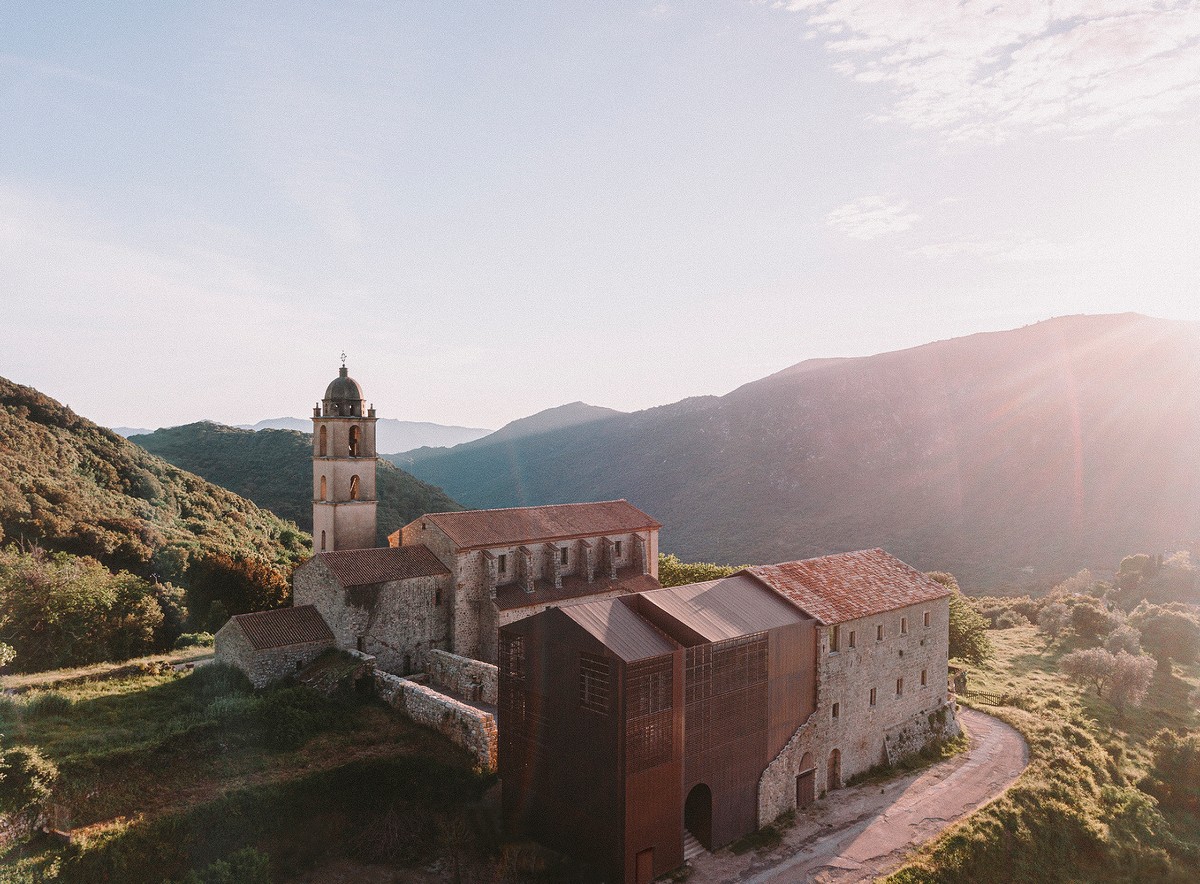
[1038, 602, 1072, 638]
[928, 573, 992, 665]
[1142, 730, 1200, 813]
[170, 848, 271, 884]
[23, 689, 74, 718]
[0, 744, 59, 836]
[188, 662, 252, 702]
[994, 610, 1030, 629]
[173, 632, 214, 650]
[1105, 624, 1142, 656]
[657, 553, 742, 588]
[1130, 603, 1200, 663]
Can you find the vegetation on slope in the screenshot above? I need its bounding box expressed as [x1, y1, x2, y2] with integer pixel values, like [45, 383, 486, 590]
[131, 421, 462, 542]
[889, 619, 1200, 882]
[0, 377, 306, 601]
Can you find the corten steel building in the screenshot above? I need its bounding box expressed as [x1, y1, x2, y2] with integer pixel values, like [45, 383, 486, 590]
[499, 575, 818, 883]
[498, 549, 957, 884]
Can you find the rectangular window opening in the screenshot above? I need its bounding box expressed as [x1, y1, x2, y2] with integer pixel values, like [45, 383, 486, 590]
[615, 540, 623, 557]
[901, 617, 908, 635]
[921, 669, 927, 687]
[848, 630, 856, 649]
[924, 611, 931, 628]
[896, 677, 904, 697]
[876, 624, 884, 642]
[832, 702, 840, 719]
[580, 652, 610, 713]
[830, 624, 840, 653]
[869, 687, 877, 707]
[498, 553, 507, 573]
[435, 588, 442, 606]
[560, 546, 568, 566]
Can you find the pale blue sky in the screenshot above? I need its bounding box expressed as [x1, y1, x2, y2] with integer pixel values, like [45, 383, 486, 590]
[2, 1, 1198, 429]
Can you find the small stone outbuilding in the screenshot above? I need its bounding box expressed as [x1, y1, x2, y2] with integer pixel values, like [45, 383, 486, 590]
[214, 605, 336, 688]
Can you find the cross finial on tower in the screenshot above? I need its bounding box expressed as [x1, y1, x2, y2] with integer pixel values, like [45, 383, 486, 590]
[340, 350, 347, 368]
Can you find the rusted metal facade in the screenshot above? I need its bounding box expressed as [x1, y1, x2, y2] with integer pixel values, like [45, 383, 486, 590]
[499, 578, 817, 883]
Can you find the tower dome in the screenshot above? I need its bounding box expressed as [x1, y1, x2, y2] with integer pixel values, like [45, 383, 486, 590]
[322, 364, 365, 417]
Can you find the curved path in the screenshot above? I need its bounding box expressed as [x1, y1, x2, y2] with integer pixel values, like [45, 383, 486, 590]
[686, 708, 1028, 883]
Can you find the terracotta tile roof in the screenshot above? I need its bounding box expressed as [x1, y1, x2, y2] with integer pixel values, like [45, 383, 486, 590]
[494, 569, 659, 612]
[419, 500, 660, 550]
[230, 605, 334, 651]
[317, 545, 450, 587]
[744, 549, 950, 625]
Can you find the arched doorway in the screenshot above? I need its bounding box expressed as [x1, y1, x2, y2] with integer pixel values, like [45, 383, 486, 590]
[827, 749, 842, 791]
[684, 783, 713, 849]
[796, 752, 815, 808]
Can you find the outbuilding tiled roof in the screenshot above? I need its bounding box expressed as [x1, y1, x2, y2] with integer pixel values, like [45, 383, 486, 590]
[317, 545, 449, 587]
[418, 500, 660, 550]
[230, 605, 334, 651]
[745, 549, 950, 625]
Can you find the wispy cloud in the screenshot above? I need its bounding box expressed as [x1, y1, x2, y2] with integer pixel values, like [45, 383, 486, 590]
[773, 1, 1200, 140]
[826, 196, 920, 239]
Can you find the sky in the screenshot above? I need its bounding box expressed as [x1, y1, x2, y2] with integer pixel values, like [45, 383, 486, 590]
[1, 1, 1198, 430]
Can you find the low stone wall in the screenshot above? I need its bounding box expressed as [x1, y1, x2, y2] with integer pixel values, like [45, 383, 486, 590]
[883, 699, 961, 765]
[375, 670, 497, 774]
[426, 649, 497, 705]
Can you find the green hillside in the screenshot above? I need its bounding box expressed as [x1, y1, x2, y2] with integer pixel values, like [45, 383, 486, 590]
[131, 421, 462, 543]
[0, 377, 307, 576]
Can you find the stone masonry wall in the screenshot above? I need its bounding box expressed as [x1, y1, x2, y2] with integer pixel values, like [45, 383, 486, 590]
[495, 584, 637, 630]
[427, 649, 498, 705]
[293, 559, 451, 674]
[758, 597, 958, 825]
[375, 670, 497, 774]
[214, 623, 334, 689]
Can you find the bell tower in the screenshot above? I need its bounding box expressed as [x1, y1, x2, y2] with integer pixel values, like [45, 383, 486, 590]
[312, 356, 378, 552]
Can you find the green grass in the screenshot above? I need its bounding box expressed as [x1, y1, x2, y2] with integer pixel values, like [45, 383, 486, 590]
[886, 626, 1200, 883]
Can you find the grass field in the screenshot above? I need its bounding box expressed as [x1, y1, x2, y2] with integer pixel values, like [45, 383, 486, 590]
[888, 626, 1200, 883]
[0, 660, 498, 883]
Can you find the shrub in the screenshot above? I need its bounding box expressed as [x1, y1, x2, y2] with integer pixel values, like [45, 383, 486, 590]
[1108, 652, 1156, 713]
[23, 689, 74, 718]
[1070, 597, 1122, 642]
[1105, 624, 1142, 656]
[188, 662, 252, 702]
[1130, 603, 1200, 663]
[0, 744, 59, 836]
[1038, 602, 1072, 638]
[929, 573, 993, 665]
[994, 610, 1030, 629]
[171, 848, 271, 884]
[1141, 729, 1200, 813]
[173, 632, 215, 650]
[657, 553, 742, 588]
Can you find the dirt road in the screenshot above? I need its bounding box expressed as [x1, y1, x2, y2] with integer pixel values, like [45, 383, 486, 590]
[686, 707, 1028, 883]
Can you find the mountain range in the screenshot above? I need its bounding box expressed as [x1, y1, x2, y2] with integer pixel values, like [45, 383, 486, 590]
[113, 417, 491, 454]
[398, 314, 1200, 589]
[130, 422, 462, 543]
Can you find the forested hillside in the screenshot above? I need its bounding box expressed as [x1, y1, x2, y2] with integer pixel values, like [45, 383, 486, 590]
[131, 421, 462, 542]
[404, 314, 1200, 589]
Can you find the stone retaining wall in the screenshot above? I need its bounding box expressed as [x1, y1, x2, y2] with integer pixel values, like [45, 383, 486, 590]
[427, 649, 498, 705]
[375, 670, 497, 774]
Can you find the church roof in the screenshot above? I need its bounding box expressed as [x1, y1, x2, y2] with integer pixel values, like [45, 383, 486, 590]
[229, 605, 334, 650]
[744, 549, 950, 625]
[316, 545, 450, 587]
[418, 500, 660, 550]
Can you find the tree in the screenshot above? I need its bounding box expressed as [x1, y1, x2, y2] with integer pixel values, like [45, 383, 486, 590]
[1069, 596, 1122, 642]
[1130, 603, 1200, 664]
[1108, 651, 1156, 712]
[1061, 648, 1117, 696]
[1142, 729, 1200, 813]
[657, 553, 741, 588]
[0, 745, 58, 837]
[0, 642, 14, 669]
[1104, 624, 1142, 656]
[928, 571, 993, 665]
[1037, 602, 1072, 638]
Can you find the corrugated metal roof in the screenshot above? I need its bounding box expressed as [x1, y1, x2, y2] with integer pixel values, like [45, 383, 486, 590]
[317, 545, 449, 587]
[559, 598, 680, 663]
[494, 570, 658, 612]
[230, 605, 334, 651]
[419, 500, 660, 550]
[745, 549, 950, 625]
[639, 574, 811, 642]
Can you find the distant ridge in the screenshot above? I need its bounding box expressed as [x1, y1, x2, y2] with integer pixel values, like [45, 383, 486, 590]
[235, 417, 491, 454]
[401, 314, 1200, 589]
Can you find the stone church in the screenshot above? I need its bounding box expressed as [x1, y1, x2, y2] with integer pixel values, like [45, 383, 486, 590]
[216, 363, 664, 682]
